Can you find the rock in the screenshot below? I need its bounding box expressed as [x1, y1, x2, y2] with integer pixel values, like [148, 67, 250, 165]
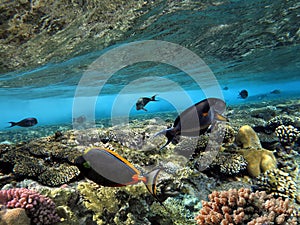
[0, 208, 31, 225]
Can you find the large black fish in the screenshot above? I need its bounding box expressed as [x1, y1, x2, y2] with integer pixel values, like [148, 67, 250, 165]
[155, 98, 228, 149]
[75, 147, 163, 206]
[136, 94, 158, 111]
[8, 117, 38, 128]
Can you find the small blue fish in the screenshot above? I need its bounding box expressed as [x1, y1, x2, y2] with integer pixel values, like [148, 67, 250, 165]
[7, 117, 38, 128]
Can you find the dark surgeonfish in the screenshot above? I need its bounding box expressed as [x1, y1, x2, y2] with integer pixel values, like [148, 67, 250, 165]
[238, 89, 248, 99]
[8, 117, 38, 128]
[154, 98, 228, 149]
[136, 94, 158, 111]
[75, 147, 164, 206]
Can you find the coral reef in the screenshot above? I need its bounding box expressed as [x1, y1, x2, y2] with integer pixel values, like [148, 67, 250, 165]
[0, 132, 82, 187]
[0, 188, 60, 225]
[0, 208, 31, 225]
[235, 125, 262, 149]
[275, 125, 299, 152]
[255, 168, 297, 199]
[265, 115, 295, 133]
[238, 149, 277, 177]
[195, 188, 298, 225]
[209, 152, 248, 176]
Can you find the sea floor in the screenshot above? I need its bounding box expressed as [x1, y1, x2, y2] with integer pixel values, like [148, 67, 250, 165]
[0, 98, 299, 225]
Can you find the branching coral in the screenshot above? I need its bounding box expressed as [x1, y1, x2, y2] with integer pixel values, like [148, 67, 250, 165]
[275, 125, 299, 152]
[195, 188, 298, 225]
[255, 168, 297, 199]
[209, 153, 247, 176]
[0, 188, 60, 225]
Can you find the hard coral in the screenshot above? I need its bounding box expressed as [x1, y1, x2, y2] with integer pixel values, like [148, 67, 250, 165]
[209, 153, 247, 176]
[238, 149, 277, 177]
[235, 125, 261, 149]
[0, 188, 60, 225]
[195, 188, 298, 225]
[275, 125, 299, 152]
[255, 168, 297, 199]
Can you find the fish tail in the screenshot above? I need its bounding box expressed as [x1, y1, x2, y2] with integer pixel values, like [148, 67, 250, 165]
[151, 94, 158, 101]
[144, 169, 164, 203]
[7, 122, 17, 128]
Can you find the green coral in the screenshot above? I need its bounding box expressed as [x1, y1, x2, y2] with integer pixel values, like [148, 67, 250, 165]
[77, 181, 119, 224]
[150, 197, 197, 225]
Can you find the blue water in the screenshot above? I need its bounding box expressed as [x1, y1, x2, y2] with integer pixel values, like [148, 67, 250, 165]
[0, 0, 299, 130]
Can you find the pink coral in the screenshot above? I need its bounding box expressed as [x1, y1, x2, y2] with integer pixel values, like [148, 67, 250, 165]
[195, 188, 298, 225]
[0, 188, 60, 225]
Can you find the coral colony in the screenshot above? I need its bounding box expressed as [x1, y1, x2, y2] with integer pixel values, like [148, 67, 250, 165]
[195, 188, 297, 225]
[0, 188, 60, 225]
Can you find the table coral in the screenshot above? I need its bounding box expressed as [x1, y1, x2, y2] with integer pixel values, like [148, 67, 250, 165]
[0, 188, 60, 225]
[0, 132, 81, 187]
[195, 188, 298, 225]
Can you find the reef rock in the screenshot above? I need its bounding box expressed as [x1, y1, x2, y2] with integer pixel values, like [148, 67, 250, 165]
[0, 208, 31, 225]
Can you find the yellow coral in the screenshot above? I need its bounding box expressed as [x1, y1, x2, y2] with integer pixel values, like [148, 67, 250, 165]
[235, 125, 262, 149]
[239, 149, 277, 177]
[77, 181, 120, 224]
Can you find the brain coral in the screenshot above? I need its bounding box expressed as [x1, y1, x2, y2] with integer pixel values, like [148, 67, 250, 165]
[195, 188, 298, 225]
[0, 188, 60, 225]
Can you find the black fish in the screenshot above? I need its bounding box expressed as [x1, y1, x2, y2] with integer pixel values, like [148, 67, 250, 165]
[239, 90, 248, 99]
[73, 115, 86, 124]
[154, 98, 228, 149]
[270, 89, 280, 94]
[8, 117, 38, 128]
[136, 94, 158, 111]
[75, 147, 164, 206]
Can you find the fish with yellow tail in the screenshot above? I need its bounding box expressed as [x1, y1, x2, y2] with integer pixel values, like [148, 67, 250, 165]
[154, 98, 228, 149]
[75, 147, 164, 207]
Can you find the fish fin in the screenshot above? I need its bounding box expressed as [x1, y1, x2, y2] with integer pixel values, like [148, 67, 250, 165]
[142, 107, 148, 111]
[153, 129, 168, 138]
[151, 94, 158, 101]
[144, 169, 166, 207]
[7, 122, 17, 128]
[159, 139, 172, 150]
[214, 113, 228, 122]
[153, 128, 175, 150]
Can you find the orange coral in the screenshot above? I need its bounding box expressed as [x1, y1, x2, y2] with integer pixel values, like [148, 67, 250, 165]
[195, 188, 298, 225]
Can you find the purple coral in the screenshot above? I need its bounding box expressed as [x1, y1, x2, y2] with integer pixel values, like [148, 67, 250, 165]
[0, 188, 60, 225]
[195, 188, 298, 225]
